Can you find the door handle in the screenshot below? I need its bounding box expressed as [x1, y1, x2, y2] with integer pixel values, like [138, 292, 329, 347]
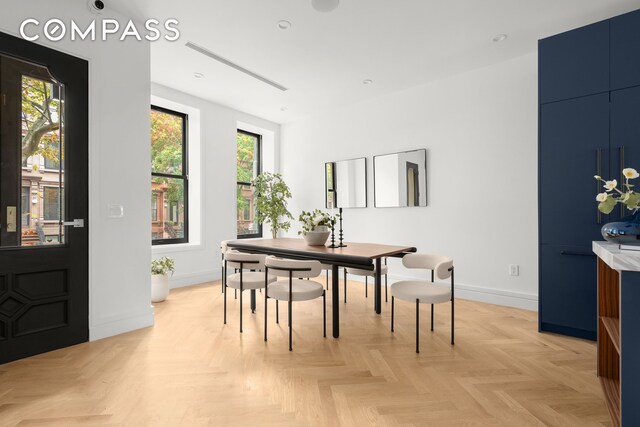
[620, 146, 626, 217]
[6, 206, 17, 232]
[62, 219, 85, 228]
[560, 250, 595, 257]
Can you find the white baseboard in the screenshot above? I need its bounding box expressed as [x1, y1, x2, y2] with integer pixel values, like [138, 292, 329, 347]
[89, 309, 155, 341]
[170, 268, 221, 289]
[340, 272, 538, 312]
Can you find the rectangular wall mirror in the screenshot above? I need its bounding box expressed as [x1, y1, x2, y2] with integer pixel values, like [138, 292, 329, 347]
[325, 157, 367, 208]
[374, 149, 427, 207]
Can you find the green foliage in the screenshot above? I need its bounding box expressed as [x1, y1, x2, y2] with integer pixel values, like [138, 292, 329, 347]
[297, 209, 336, 236]
[595, 170, 640, 214]
[152, 256, 175, 275]
[21, 76, 63, 163]
[151, 110, 184, 213]
[236, 133, 256, 214]
[252, 172, 293, 238]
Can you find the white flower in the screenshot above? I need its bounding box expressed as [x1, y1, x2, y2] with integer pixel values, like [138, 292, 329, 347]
[594, 175, 601, 180]
[604, 180, 617, 191]
[596, 193, 608, 202]
[623, 168, 639, 179]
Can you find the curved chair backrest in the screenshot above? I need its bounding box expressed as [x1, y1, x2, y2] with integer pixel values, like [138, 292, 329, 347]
[402, 253, 453, 280]
[224, 251, 267, 270]
[265, 256, 322, 279]
[220, 240, 233, 253]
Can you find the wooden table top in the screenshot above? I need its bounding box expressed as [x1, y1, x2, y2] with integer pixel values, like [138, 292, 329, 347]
[227, 238, 416, 268]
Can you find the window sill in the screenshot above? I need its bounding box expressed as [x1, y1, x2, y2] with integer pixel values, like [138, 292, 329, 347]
[152, 242, 203, 254]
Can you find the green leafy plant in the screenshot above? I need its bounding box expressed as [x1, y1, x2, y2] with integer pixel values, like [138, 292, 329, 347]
[252, 172, 294, 238]
[297, 209, 336, 236]
[152, 256, 175, 276]
[594, 168, 640, 214]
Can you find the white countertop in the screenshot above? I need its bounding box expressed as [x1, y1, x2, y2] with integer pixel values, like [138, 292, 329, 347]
[592, 241, 640, 272]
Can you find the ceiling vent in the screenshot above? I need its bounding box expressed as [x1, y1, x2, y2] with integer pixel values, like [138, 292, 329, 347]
[185, 41, 288, 91]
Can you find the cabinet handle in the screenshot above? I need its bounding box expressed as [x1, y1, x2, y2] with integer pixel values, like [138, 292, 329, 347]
[597, 148, 602, 224]
[620, 146, 626, 217]
[560, 250, 595, 257]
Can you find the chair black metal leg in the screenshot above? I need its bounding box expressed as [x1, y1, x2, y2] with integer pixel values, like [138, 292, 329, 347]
[431, 304, 434, 331]
[391, 296, 394, 332]
[234, 289, 237, 299]
[264, 286, 268, 342]
[251, 289, 256, 314]
[276, 300, 279, 324]
[365, 277, 368, 298]
[326, 270, 329, 290]
[385, 274, 388, 302]
[451, 299, 455, 345]
[221, 263, 225, 293]
[288, 299, 293, 351]
[240, 287, 243, 333]
[223, 283, 227, 324]
[343, 270, 347, 303]
[416, 299, 420, 354]
[323, 291, 326, 338]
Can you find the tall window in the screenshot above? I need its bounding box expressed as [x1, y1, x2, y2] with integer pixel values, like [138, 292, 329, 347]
[237, 130, 261, 238]
[43, 187, 62, 221]
[21, 187, 30, 226]
[151, 105, 188, 245]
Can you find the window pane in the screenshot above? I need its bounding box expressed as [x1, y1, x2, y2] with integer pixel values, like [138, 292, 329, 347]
[152, 177, 185, 241]
[19, 75, 65, 247]
[236, 132, 257, 183]
[237, 184, 258, 236]
[151, 109, 183, 175]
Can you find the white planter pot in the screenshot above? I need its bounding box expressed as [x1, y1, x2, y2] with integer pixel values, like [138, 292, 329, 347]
[303, 225, 331, 246]
[151, 273, 171, 303]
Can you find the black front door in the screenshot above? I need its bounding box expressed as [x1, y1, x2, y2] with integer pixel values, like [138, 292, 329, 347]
[0, 33, 88, 364]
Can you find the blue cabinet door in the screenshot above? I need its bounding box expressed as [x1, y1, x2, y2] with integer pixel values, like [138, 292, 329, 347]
[539, 93, 609, 246]
[539, 20, 609, 104]
[611, 9, 640, 90]
[611, 87, 640, 214]
[539, 245, 597, 339]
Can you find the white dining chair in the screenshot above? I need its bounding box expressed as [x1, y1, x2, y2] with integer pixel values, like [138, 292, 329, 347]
[223, 252, 276, 333]
[264, 256, 326, 351]
[343, 258, 388, 303]
[390, 253, 454, 353]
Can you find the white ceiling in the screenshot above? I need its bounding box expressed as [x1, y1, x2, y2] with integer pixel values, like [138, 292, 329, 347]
[110, 0, 640, 124]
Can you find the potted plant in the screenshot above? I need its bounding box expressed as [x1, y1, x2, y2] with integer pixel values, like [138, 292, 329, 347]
[151, 256, 175, 302]
[252, 172, 294, 238]
[594, 168, 640, 244]
[298, 209, 336, 246]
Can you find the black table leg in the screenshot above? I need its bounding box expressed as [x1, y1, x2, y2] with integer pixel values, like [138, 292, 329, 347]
[332, 264, 340, 338]
[251, 289, 256, 313]
[375, 258, 382, 314]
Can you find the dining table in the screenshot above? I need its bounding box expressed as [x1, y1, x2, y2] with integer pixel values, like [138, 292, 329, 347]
[226, 238, 417, 338]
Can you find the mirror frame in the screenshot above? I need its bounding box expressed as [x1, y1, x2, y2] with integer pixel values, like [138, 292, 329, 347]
[373, 148, 427, 208]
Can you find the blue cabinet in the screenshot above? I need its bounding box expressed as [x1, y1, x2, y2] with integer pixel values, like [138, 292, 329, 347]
[539, 21, 609, 104]
[539, 94, 610, 247]
[540, 245, 597, 340]
[611, 87, 640, 205]
[611, 9, 640, 90]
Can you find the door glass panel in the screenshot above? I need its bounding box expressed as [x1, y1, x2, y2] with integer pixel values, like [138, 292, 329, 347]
[0, 54, 65, 248]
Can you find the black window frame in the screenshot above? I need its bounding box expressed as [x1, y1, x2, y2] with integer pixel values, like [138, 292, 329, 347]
[151, 104, 189, 245]
[236, 129, 262, 239]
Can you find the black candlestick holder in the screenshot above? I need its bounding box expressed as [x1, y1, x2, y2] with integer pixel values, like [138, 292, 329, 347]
[327, 221, 338, 248]
[338, 208, 347, 247]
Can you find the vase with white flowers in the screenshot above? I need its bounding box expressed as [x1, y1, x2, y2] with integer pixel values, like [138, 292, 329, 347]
[151, 256, 175, 303]
[594, 167, 640, 245]
[298, 209, 336, 246]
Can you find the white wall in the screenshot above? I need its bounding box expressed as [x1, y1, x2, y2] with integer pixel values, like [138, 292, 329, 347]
[150, 83, 280, 287]
[281, 53, 539, 310]
[0, 1, 153, 340]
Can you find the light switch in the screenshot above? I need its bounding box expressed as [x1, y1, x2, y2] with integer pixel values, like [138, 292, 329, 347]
[107, 204, 124, 218]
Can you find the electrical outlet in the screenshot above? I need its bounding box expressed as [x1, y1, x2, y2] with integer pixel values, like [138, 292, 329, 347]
[509, 264, 520, 276]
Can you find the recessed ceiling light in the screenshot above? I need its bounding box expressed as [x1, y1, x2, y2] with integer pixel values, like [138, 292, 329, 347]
[493, 34, 508, 43]
[277, 20, 292, 30]
[280, 107, 288, 112]
[312, 0, 339, 12]
[193, 72, 204, 78]
[363, 79, 373, 85]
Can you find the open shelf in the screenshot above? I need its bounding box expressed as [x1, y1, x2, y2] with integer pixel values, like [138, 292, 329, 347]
[599, 376, 621, 427]
[600, 316, 620, 354]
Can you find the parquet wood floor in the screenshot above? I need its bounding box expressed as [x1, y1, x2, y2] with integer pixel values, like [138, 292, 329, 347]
[0, 279, 610, 426]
